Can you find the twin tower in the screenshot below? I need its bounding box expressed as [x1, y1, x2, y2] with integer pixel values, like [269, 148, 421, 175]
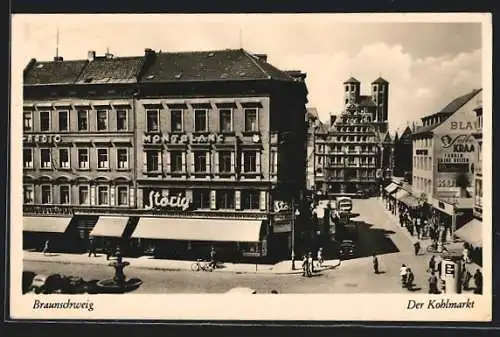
[343, 76, 389, 124]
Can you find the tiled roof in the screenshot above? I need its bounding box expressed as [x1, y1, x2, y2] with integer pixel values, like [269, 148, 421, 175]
[141, 49, 294, 83]
[372, 77, 388, 84]
[24, 60, 88, 85]
[76, 56, 145, 84]
[343, 77, 360, 84]
[358, 95, 376, 107]
[414, 89, 482, 135]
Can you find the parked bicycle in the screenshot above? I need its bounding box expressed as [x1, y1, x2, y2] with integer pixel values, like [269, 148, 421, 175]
[191, 259, 214, 272]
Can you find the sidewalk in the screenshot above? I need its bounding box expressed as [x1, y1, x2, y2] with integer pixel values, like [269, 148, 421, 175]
[23, 250, 341, 275]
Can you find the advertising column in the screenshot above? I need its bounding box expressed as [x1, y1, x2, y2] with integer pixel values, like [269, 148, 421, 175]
[441, 256, 462, 294]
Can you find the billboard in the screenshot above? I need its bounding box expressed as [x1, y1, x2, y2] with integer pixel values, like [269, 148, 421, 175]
[436, 134, 476, 191]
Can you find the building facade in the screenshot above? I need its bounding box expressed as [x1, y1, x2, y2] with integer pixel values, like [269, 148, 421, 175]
[22, 48, 308, 261]
[393, 126, 413, 182]
[316, 77, 393, 197]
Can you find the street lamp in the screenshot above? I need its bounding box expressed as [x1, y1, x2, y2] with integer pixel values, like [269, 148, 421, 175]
[291, 203, 300, 270]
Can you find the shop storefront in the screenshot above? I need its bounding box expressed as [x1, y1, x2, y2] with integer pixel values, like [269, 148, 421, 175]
[22, 215, 74, 252]
[432, 198, 473, 243]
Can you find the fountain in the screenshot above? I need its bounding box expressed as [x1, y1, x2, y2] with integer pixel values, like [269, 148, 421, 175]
[96, 247, 143, 294]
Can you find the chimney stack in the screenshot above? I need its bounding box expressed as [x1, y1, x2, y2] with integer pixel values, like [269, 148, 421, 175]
[53, 56, 64, 62]
[255, 54, 267, 62]
[88, 50, 96, 61]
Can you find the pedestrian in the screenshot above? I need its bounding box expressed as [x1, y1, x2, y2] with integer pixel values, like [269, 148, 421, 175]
[406, 268, 415, 290]
[428, 271, 439, 294]
[400, 264, 408, 287]
[307, 252, 314, 276]
[302, 254, 308, 277]
[42, 239, 50, 256]
[413, 240, 421, 256]
[473, 269, 483, 294]
[316, 247, 324, 269]
[462, 269, 472, 291]
[209, 246, 217, 269]
[372, 254, 379, 274]
[87, 237, 97, 257]
[462, 245, 471, 264]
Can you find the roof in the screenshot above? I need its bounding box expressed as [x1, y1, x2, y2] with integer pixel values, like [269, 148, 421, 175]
[76, 56, 145, 84]
[414, 88, 482, 136]
[372, 77, 389, 84]
[141, 49, 295, 83]
[24, 60, 89, 85]
[358, 95, 376, 107]
[383, 132, 393, 143]
[343, 77, 360, 84]
[306, 107, 319, 120]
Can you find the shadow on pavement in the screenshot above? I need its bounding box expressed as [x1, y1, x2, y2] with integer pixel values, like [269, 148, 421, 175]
[355, 220, 400, 258]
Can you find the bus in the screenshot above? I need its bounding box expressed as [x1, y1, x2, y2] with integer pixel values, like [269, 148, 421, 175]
[336, 196, 353, 213]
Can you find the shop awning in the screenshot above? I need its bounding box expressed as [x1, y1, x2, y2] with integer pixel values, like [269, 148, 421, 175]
[132, 218, 262, 242]
[455, 218, 482, 247]
[90, 216, 129, 237]
[384, 183, 399, 194]
[399, 194, 420, 208]
[23, 216, 72, 233]
[393, 189, 410, 201]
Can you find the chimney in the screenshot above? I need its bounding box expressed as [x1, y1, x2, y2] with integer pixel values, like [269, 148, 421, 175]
[255, 54, 267, 62]
[53, 56, 64, 62]
[88, 50, 96, 61]
[145, 48, 155, 56]
[105, 52, 114, 59]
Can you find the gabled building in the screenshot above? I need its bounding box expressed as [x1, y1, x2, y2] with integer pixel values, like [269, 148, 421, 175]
[393, 126, 413, 181]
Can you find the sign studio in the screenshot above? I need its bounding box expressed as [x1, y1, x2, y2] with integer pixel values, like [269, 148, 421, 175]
[144, 190, 192, 211]
[143, 133, 225, 145]
[23, 134, 62, 144]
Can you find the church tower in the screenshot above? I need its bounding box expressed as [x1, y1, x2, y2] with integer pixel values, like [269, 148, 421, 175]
[371, 77, 389, 132]
[343, 77, 361, 107]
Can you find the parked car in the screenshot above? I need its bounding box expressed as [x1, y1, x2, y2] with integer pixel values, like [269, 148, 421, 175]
[338, 240, 356, 259]
[29, 274, 64, 294]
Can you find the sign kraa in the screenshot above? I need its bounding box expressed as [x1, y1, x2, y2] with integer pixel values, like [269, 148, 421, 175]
[144, 191, 191, 211]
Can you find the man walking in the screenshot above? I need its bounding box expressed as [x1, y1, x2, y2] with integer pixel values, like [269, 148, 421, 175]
[372, 254, 379, 274]
[428, 272, 439, 294]
[316, 247, 324, 269]
[302, 254, 308, 277]
[42, 239, 50, 256]
[473, 269, 483, 294]
[88, 237, 97, 257]
[428, 255, 436, 273]
[413, 240, 421, 256]
[406, 268, 415, 291]
[209, 247, 217, 269]
[400, 264, 408, 287]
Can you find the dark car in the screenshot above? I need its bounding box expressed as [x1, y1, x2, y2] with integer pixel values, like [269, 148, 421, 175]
[29, 274, 64, 294]
[338, 240, 356, 259]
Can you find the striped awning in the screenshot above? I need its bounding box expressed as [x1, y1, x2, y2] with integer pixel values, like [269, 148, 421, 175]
[455, 218, 482, 247]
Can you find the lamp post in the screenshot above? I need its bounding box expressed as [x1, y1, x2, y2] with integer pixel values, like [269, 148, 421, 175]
[291, 202, 300, 270]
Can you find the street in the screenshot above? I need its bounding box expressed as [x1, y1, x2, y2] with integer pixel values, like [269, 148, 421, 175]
[23, 198, 466, 294]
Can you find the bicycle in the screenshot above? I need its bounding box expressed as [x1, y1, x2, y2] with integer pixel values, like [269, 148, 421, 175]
[191, 259, 214, 272]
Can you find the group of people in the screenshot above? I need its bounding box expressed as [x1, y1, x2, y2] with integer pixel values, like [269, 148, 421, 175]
[426, 255, 483, 294]
[399, 264, 416, 290]
[301, 248, 325, 277]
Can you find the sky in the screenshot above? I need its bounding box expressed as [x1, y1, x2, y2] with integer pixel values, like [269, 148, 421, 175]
[13, 14, 485, 134]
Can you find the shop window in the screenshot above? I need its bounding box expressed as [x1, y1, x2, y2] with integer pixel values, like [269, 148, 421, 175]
[117, 186, 128, 206]
[117, 110, 128, 131]
[244, 108, 258, 132]
[23, 148, 33, 169]
[40, 148, 52, 169]
[23, 185, 34, 204]
[41, 185, 52, 204]
[58, 110, 69, 131]
[219, 109, 232, 133]
[39, 111, 51, 132]
[193, 189, 210, 209]
[242, 190, 260, 210]
[117, 148, 129, 169]
[194, 109, 208, 132]
[24, 111, 33, 131]
[59, 148, 70, 168]
[97, 186, 109, 205]
[78, 185, 90, 205]
[97, 148, 109, 169]
[60, 185, 70, 204]
[146, 109, 159, 132]
[171, 109, 183, 132]
[217, 190, 235, 209]
[78, 148, 89, 169]
[78, 110, 88, 131]
[97, 110, 108, 131]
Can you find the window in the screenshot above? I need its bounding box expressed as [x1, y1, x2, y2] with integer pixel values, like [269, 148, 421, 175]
[193, 189, 210, 209]
[217, 190, 235, 209]
[97, 186, 109, 205]
[78, 110, 88, 131]
[60, 185, 70, 204]
[243, 152, 256, 172]
[39, 111, 51, 131]
[146, 109, 159, 132]
[117, 148, 129, 169]
[219, 109, 232, 132]
[244, 108, 258, 132]
[194, 152, 207, 172]
[271, 150, 278, 174]
[194, 109, 207, 132]
[117, 186, 128, 206]
[97, 148, 109, 169]
[78, 185, 89, 205]
[23, 148, 33, 168]
[23, 185, 34, 204]
[24, 111, 33, 131]
[59, 148, 70, 168]
[219, 151, 232, 173]
[117, 110, 128, 131]
[78, 148, 89, 169]
[40, 148, 51, 168]
[97, 110, 108, 131]
[242, 190, 260, 210]
[170, 151, 183, 172]
[146, 150, 161, 172]
[58, 110, 69, 131]
[41, 185, 52, 204]
[345, 86, 349, 92]
[171, 110, 183, 132]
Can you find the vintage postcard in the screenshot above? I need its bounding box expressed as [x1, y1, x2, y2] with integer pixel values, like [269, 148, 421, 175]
[9, 13, 492, 321]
